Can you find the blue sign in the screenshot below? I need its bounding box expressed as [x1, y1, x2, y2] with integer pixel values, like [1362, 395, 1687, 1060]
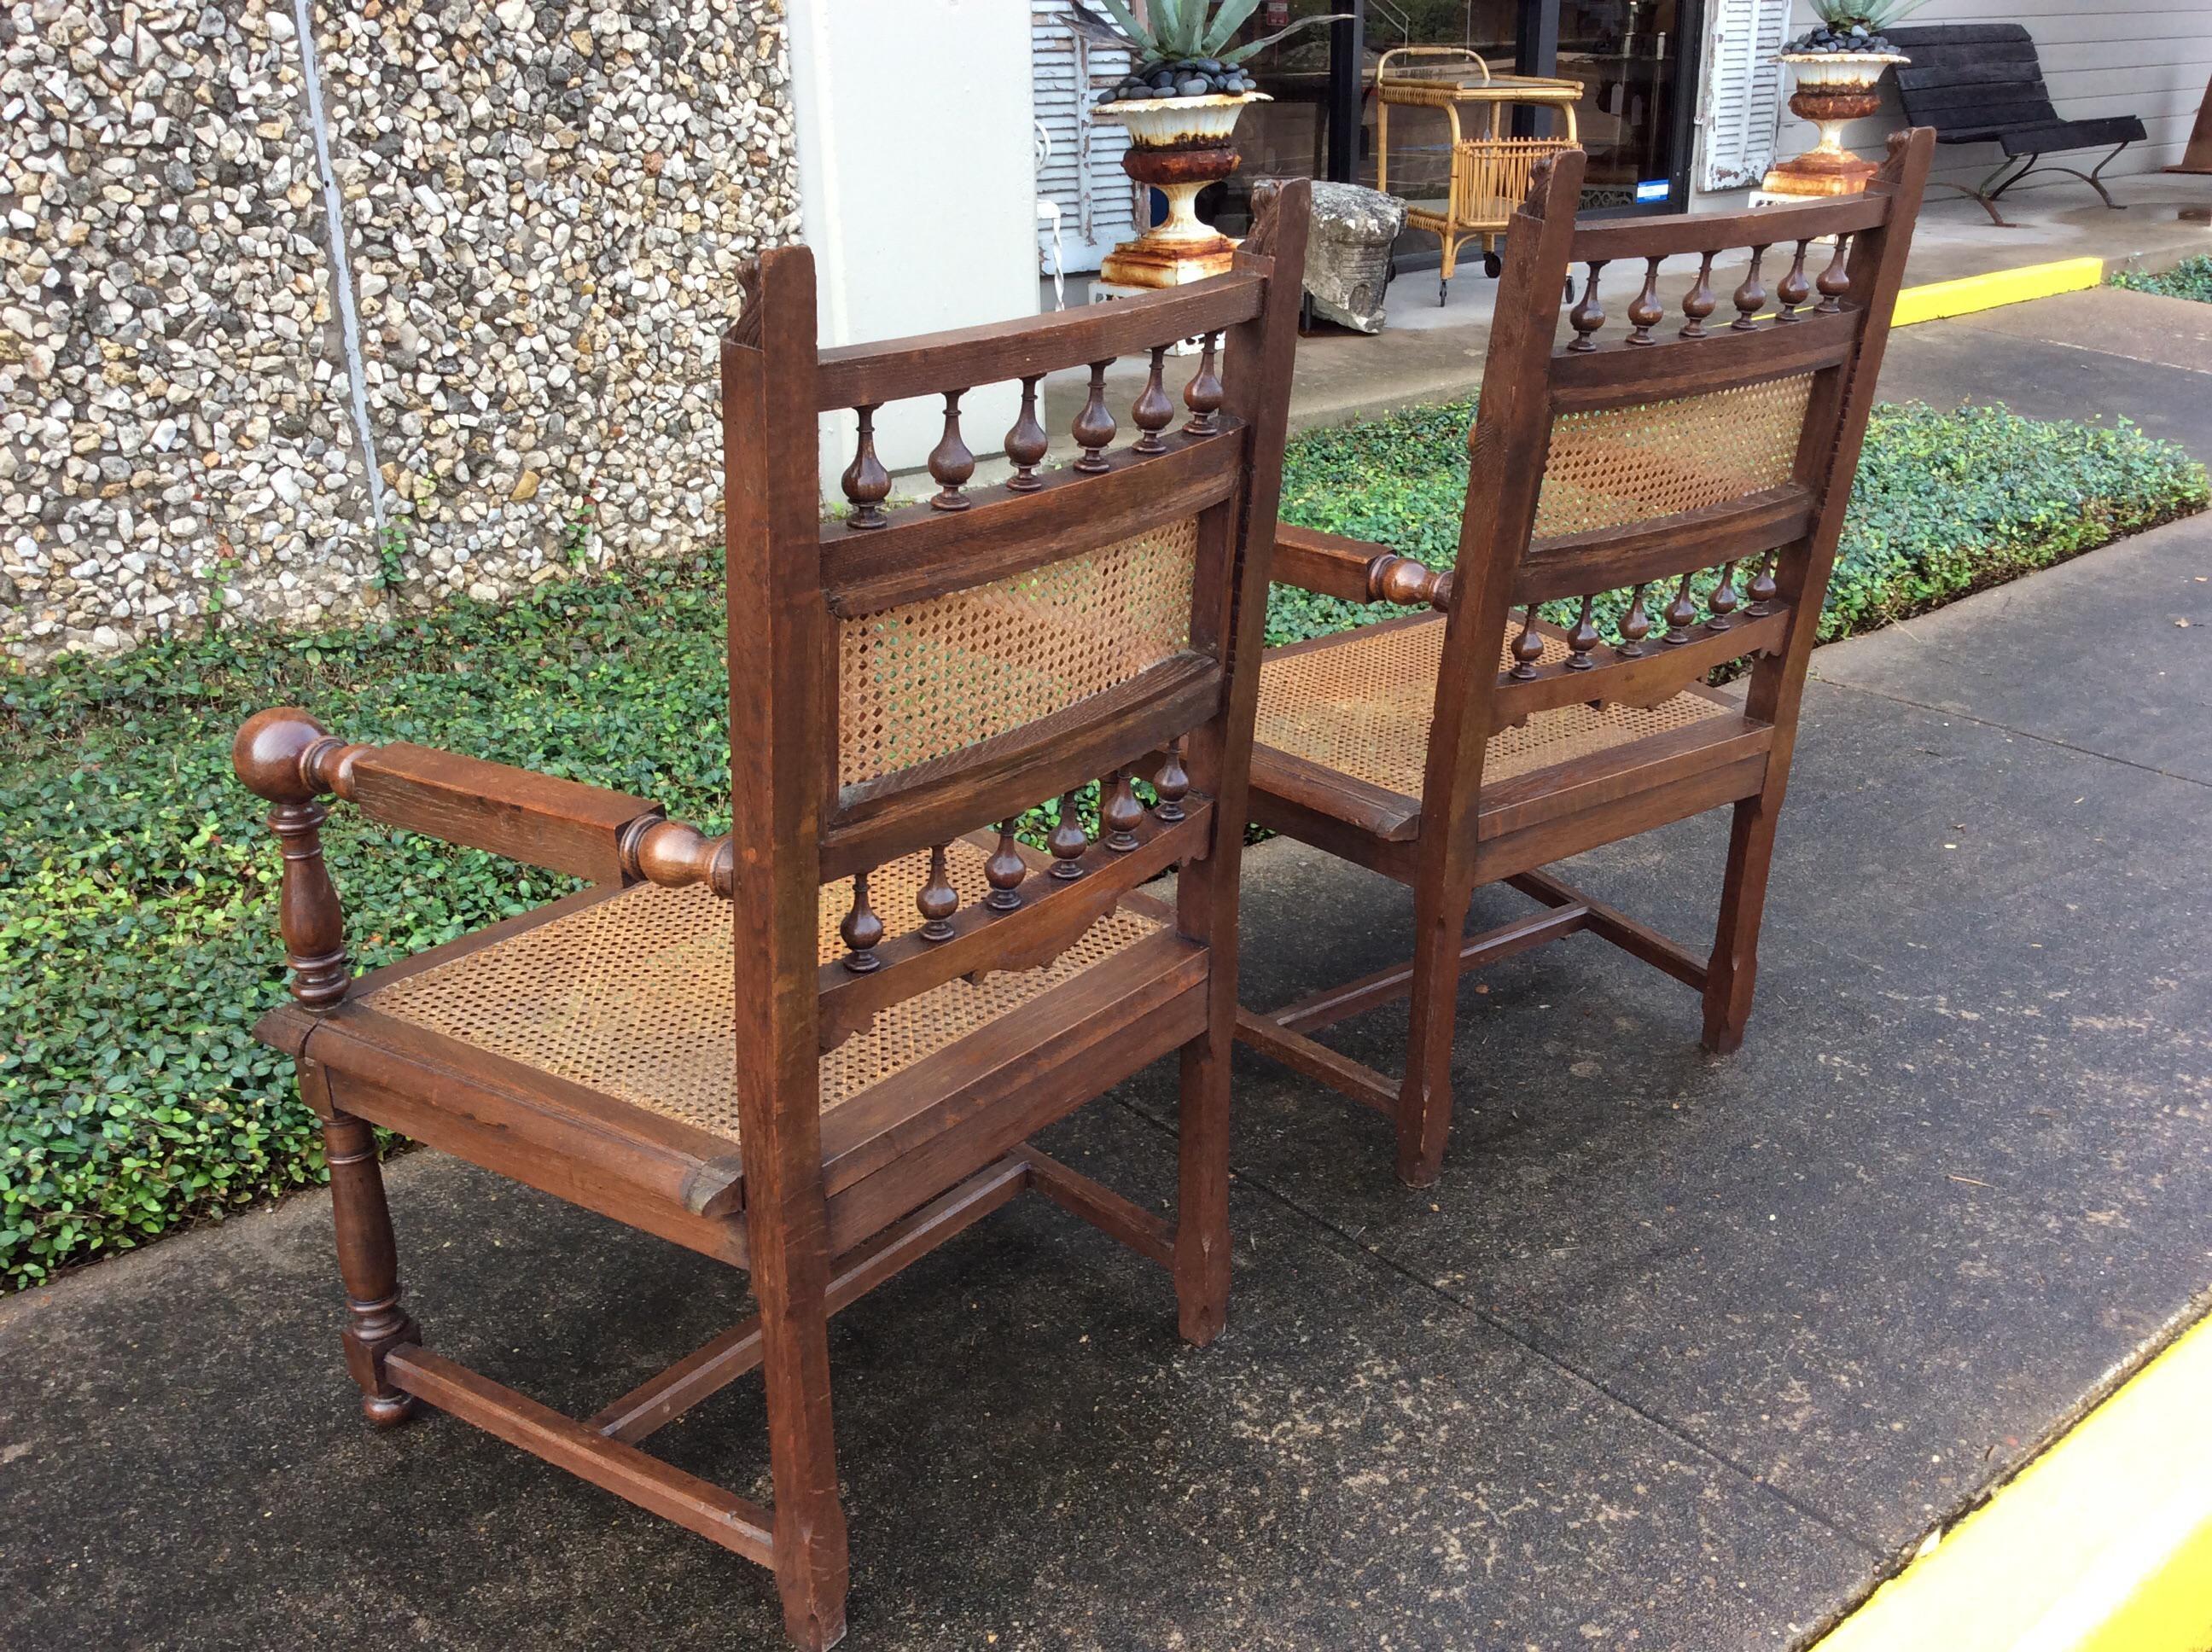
[1635, 178, 1671, 204]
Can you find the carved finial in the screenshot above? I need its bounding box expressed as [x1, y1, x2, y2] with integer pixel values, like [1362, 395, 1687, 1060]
[1074, 360, 1116, 473]
[1048, 790, 1089, 879]
[986, 821, 1026, 910]
[1004, 375, 1048, 492]
[841, 404, 891, 529]
[1182, 334, 1224, 436]
[1101, 769, 1144, 852]
[917, 844, 958, 941]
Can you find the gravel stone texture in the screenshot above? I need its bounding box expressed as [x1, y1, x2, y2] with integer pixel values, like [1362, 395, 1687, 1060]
[0, 0, 800, 665]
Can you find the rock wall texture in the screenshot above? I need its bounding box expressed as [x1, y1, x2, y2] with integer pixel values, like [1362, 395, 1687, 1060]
[0, 0, 798, 665]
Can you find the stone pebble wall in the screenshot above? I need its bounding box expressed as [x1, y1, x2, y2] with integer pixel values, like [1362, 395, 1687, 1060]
[0, 0, 798, 665]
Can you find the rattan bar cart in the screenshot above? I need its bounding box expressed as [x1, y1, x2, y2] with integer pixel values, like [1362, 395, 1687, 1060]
[1374, 46, 1583, 303]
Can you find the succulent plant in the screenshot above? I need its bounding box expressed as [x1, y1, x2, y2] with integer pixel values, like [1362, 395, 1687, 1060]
[1784, 0, 1930, 55]
[1076, 0, 1349, 102]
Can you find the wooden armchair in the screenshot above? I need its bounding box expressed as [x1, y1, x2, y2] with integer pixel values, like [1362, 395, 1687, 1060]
[1236, 135, 1935, 1188]
[236, 183, 1309, 1649]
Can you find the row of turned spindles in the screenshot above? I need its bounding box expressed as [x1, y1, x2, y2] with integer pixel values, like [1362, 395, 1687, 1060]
[838, 744, 1190, 973]
[1566, 236, 1855, 352]
[838, 334, 1225, 527]
[1509, 554, 1781, 678]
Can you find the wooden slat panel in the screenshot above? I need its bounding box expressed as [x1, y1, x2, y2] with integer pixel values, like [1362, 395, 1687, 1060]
[817, 802, 1210, 1050]
[822, 653, 1221, 878]
[1569, 194, 1888, 264]
[386, 1347, 777, 1568]
[815, 272, 1266, 410]
[1547, 307, 1861, 414]
[1517, 487, 1813, 605]
[1487, 608, 1792, 730]
[822, 423, 1243, 615]
[345, 745, 660, 884]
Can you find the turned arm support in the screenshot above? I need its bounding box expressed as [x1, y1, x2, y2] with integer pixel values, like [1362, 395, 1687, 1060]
[1272, 524, 1453, 610]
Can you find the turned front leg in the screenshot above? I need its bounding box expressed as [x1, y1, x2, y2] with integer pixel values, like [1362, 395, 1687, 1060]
[236, 707, 421, 1426]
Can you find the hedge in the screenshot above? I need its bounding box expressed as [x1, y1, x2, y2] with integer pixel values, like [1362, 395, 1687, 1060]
[1, 400, 2204, 1290]
[2109, 254, 2212, 304]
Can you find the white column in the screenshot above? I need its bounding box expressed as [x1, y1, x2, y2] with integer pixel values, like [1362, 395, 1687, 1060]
[786, 0, 1037, 497]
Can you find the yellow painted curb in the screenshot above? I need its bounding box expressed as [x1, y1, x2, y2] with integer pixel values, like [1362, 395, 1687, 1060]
[1891, 257, 2107, 328]
[1814, 1309, 2212, 1652]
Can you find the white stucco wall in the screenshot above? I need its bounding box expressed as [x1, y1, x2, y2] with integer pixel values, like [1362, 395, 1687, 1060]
[786, 0, 1036, 493]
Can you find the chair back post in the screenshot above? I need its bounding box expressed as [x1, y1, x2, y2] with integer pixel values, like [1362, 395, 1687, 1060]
[1177, 177, 1312, 951]
[1419, 148, 1586, 864]
[1743, 129, 1933, 769]
[720, 242, 853, 1636]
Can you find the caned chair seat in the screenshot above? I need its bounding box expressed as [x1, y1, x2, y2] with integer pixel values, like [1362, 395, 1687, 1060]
[1252, 612, 1743, 836]
[351, 839, 1169, 1140]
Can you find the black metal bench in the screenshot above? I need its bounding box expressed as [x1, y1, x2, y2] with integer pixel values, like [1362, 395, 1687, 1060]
[1885, 23, 2145, 226]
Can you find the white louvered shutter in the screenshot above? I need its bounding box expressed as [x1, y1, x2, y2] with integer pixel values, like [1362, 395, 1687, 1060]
[1699, 0, 1792, 190]
[1031, 2, 1138, 273]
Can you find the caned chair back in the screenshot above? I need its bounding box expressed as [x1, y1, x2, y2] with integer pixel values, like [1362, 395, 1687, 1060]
[1423, 132, 1936, 812]
[719, 182, 1310, 1118]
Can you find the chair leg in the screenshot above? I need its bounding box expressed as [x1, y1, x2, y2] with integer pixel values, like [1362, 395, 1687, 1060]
[322, 1111, 419, 1428]
[750, 1215, 850, 1650]
[1173, 1032, 1233, 1347]
[1394, 874, 1476, 1189]
[1703, 794, 1780, 1056]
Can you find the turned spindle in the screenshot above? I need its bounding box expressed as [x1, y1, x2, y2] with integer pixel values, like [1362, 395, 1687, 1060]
[1182, 332, 1224, 435]
[1617, 583, 1654, 658]
[1732, 245, 1768, 331]
[1816, 236, 1853, 313]
[1680, 252, 1717, 339]
[1154, 740, 1190, 823]
[232, 710, 352, 1011]
[1510, 607, 1545, 679]
[1746, 552, 1779, 615]
[1048, 789, 1088, 879]
[1132, 346, 1173, 454]
[841, 871, 884, 973]
[1568, 260, 1607, 352]
[1565, 594, 1600, 668]
[1663, 572, 1699, 643]
[1004, 375, 1048, 492]
[928, 390, 975, 511]
[1101, 768, 1143, 852]
[841, 404, 891, 530]
[1775, 240, 1812, 322]
[917, 843, 958, 941]
[986, 821, 1026, 910]
[1707, 561, 1741, 630]
[1073, 358, 1116, 473]
[1626, 257, 1664, 346]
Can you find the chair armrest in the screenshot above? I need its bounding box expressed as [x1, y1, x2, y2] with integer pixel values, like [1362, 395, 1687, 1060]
[234, 708, 666, 885]
[1273, 524, 1454, 611]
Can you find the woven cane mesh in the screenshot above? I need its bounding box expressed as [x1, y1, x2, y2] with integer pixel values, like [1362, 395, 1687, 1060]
[1532, 373, 1813, 540]
[1254, 614, 1734, 800]
[837, 518, 1199, 789]
[364, 837, 1163, 1137]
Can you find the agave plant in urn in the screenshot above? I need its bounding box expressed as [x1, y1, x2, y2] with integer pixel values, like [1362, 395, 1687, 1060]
[1081, 0, 1345, 286]
[1761, 0, 1924, 200]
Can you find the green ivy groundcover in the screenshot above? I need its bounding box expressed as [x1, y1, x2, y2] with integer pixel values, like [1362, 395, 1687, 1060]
[1, 398, 2203, 1291]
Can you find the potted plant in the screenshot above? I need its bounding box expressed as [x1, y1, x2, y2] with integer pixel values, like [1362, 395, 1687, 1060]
[1077, 0, 1345, 285]
[1761, 0, 1924, 199]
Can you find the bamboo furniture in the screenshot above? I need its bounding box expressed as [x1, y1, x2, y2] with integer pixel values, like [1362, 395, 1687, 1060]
[237, 181, 1312, 1649]
[1236, 132, 1936, 1187]
[1374, 45, 1584, 303]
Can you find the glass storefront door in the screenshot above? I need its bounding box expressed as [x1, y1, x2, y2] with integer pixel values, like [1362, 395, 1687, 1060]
[1213, 1, 1698, 242]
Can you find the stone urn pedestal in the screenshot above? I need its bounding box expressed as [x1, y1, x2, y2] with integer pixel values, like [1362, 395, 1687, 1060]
[1760, 52, 1906, 200]
[1094, 90, 1268, 288]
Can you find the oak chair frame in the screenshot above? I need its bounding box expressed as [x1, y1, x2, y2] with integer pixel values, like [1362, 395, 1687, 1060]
[1236, 134, 1936, 1187]
[237, 183, 1311, 1649]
